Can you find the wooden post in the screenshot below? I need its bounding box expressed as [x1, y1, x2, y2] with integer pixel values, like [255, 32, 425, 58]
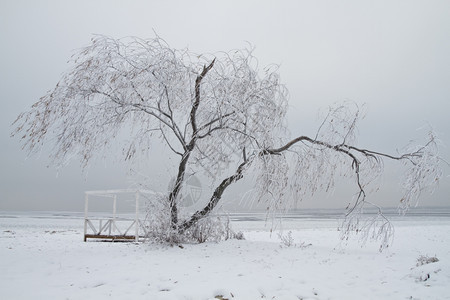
[84, 193, 88, 242]
[135, 191, 140, 242]
[113, 194, 117, 234]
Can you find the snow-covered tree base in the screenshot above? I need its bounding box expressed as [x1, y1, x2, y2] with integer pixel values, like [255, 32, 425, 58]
[141, 195, 243, 244]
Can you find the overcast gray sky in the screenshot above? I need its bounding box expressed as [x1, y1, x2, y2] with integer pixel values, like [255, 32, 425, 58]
[1, 0, 449, 211]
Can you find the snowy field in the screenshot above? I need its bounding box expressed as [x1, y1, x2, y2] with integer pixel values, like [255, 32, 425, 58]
[1, 209, 449, 300]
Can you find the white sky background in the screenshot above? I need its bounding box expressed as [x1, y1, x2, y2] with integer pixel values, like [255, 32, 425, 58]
[1, 0, 449, 211]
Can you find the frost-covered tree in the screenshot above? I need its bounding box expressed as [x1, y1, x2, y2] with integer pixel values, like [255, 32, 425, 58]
[12, 35, 442, 248]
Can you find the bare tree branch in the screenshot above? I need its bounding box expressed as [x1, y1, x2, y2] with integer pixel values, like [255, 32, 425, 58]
[190, 59, 216, 139]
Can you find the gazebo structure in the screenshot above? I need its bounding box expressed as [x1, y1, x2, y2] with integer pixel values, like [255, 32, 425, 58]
[83, 189, 157, 242]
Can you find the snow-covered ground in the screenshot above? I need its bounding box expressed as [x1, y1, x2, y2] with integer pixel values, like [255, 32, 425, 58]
[1, 210, 449, 300]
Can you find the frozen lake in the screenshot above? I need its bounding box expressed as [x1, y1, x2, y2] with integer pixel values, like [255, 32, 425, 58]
[2, 206, 450, 230]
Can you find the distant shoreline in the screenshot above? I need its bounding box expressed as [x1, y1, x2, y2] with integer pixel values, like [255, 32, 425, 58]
[2, 206, 450, 220]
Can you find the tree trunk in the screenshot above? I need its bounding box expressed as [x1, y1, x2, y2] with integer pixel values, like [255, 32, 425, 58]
[171, 59, 215, 229]
[179, 161, 246, 233]
[168, 150, 192, 228]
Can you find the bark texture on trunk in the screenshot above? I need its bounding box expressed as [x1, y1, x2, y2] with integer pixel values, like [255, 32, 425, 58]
[179, 161, 246, 233]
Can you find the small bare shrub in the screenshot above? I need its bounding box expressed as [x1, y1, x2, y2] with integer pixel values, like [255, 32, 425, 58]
[416, 255, 439, 267]
[183, 215, 244, 243]
[233, 231, 245, 240]
[187, 216, 226, 243]
[278, 230, 294, 247]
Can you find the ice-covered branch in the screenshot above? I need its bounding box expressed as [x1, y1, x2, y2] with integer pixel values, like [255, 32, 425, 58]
[190, 59, 216, 139]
